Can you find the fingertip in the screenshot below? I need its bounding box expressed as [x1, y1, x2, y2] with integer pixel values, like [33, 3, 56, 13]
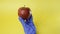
[18, 17, 22, 21]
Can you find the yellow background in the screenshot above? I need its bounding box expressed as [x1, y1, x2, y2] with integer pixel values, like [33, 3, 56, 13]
[0, 0, 60, 34]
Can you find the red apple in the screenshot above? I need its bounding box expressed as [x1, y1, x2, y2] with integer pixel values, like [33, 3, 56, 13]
[18, 6, 31, 20]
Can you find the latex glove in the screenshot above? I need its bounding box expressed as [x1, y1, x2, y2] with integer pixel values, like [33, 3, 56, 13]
[19, 15, 36, 34]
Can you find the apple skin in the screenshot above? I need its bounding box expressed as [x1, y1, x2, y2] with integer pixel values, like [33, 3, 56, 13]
[18, 7, 31, 20]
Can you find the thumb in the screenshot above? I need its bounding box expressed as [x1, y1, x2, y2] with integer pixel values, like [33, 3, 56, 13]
[27, 15, 33, 22]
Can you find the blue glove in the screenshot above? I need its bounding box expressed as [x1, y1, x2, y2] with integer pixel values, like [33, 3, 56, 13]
[19, 15, 36, 34]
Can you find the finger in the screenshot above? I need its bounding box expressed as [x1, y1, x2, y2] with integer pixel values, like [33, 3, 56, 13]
[19, 17, 26, 25]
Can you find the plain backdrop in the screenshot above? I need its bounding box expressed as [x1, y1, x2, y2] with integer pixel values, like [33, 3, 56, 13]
[0, 0, 60, 34]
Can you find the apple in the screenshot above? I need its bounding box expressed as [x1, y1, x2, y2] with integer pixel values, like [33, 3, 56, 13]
[18, 6, 31, 20]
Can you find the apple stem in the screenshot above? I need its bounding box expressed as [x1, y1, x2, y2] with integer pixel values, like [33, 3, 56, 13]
[24, 5, 25, 7]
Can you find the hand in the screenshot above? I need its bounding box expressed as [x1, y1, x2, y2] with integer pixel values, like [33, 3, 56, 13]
[19, 15, 36, 34]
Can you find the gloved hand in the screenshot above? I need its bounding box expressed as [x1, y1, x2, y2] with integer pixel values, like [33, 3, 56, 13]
[19, 15, 36, 34]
